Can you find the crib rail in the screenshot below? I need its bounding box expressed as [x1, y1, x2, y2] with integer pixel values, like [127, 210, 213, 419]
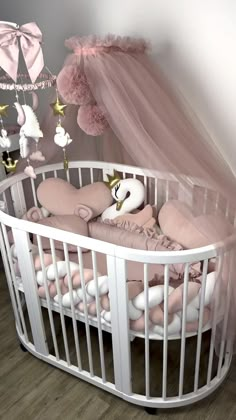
[0, 161, 234, 409]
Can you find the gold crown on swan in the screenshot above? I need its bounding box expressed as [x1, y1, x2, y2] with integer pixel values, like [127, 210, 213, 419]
[104, 171, 121, 190]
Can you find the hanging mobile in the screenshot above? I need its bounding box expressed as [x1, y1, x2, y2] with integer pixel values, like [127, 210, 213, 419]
[0, 21, 56, 178]
[50, 90, 73, 170]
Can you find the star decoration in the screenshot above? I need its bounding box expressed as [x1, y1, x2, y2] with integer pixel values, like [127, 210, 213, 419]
[50, 97, 67, 116]
[0, 104, 9, 118]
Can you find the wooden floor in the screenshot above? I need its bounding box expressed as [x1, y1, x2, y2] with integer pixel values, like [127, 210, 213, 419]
[1, 271, 236, 420]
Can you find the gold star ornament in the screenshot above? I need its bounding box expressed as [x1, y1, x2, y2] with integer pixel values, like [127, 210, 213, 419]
[0, 104, 9, 118]
[50, 97, 67, 116]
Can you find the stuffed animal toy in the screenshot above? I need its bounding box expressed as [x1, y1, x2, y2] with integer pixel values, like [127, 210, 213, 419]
[101, 173, 145, 221]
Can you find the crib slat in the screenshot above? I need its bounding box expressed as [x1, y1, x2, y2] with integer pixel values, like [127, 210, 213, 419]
[202, 189, 208, 214]
[13, 229, 48, 355]
[63, 243, 82, 371]
[224, 339, 233, 368]
[30, 178, 38, 207]
[2, 224, 29, 341]
[77, 246, 94, 377]
[225, 201, 230, 220]
[78, 168, 83, 188]
[66, 168, 70, 183]
[194, 259, 208, 391]
[144, 263, 150, 399]
[144, 176, 147, 205]
[90, 168, 94, 184]
[217, 250, 234, 378]
[106, 255, 123, 391]
[36, 235, 60, 360]
[92, 251, 106, 382]
[207, 255, 223, 386]
[10, 181, 27, 218]
[49, 238, 71, 366]
[214, 192, 220, 214]
[165, 180, 170, 202]
[154, 178, 158, 209]
[0, 225, 22, 335]
[162, 264, 170, 399]
[115, 258, 132, 394]
[2, 191, 9, 214]
[178, 263, 190, 397]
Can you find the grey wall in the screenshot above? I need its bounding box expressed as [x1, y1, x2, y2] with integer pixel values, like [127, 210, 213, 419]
[1, 0, 236, 172]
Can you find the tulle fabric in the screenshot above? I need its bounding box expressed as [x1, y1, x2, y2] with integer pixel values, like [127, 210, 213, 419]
[20, 35, 236, 351]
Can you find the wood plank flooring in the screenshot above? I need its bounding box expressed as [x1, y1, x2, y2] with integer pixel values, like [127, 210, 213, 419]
[0, 272, 236, 420]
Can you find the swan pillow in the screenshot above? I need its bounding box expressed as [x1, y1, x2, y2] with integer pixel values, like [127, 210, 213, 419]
[37, 178, 113, 218]
[158, 200, 234, 249]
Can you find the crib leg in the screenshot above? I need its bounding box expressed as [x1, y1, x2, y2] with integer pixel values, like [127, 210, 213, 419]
[144, 407, 158, 415]
[19, 342, 28, 353]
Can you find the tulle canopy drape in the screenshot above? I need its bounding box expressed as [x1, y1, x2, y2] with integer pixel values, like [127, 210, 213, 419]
[39, 35, 236, 209]
[18, 35, 236, 350]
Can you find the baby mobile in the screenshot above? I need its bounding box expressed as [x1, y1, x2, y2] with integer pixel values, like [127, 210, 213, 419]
[0, 21, 72, 178]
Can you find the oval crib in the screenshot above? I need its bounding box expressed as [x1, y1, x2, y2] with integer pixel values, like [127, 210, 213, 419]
[0, 160, 235, 411]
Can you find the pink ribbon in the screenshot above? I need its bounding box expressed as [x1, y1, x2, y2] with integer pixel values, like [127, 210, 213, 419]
[0, 22, 44, 83]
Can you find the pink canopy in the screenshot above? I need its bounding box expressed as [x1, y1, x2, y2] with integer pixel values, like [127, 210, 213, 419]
[20, 34, 236, 350]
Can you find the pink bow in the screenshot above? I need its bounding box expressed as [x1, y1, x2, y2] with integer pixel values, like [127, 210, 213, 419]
[0, 22, 44, 83]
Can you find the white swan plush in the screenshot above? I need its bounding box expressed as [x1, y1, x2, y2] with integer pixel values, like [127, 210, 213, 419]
[101, 172, 145, 220]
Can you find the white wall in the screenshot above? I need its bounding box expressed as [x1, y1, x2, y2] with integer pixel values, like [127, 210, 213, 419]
[1, 0, 236, 171]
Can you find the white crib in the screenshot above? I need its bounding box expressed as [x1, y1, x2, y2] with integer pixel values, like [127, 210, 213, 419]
[0, 160, 235, 412]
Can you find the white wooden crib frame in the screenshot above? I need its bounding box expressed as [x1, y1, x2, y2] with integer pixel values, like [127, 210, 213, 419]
[0, 160, 235, 411]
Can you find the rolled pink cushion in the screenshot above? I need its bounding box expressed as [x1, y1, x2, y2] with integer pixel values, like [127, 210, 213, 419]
[77, 300, 96, 314]
[149, 305, 174, 325]
[22, 206, 44, 222]
[33, 215, 89, 253]
[49, 279, 66, 297]
[168, 282, 201, 314]
[64, 269, 94, 287]
[77, 301, 85, 312]
[101, 294, 110, 311]
[37, 178, 113, 217]
[130, 314, 152, 332]
[38, 286, 47, 298]
[87, 301, 99, 316]
[38, 279, 65, 299]
[61, 281, 69, 295]
[158, 200, 234, 249]
[34, 253, 60, 271]
[127, 281, 144, 300]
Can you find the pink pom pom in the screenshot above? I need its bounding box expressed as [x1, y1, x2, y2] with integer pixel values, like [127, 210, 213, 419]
[57, 65, 93, 105]
[77, 104, 109, 136]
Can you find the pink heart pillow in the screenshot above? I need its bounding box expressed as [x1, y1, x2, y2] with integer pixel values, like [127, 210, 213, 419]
[158, 200, 234, 249]
[37, 178, 113, 218]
